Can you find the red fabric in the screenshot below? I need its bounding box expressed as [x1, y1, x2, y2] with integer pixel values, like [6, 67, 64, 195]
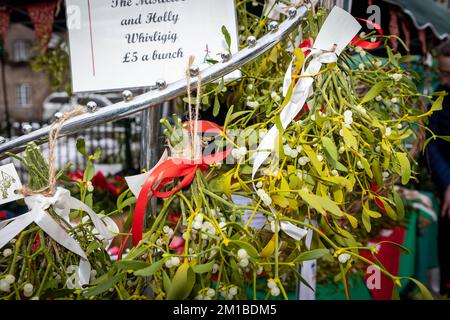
[169, 236, 185, 255]
[389, 6, 399, 52]
[418, 30, 427, 56]
[0, 212, 7, 219]
[129, 121, 230, 249]
[27, 1, 57, 50]
[371, 181, 386, 214]
[361, 227, 406, 300]
[400, 18, 411, 52]
[0, 8, 11, 41]
[351, 18, 383, 50]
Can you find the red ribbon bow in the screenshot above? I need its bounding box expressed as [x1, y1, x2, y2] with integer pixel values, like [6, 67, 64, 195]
[131, 120, 230, 247]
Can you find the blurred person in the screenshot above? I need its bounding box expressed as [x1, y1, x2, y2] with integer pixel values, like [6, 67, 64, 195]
[428, 38, 450, 297]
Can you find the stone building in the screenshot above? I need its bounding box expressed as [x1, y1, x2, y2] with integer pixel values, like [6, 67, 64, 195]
[0, 23, 51, 122]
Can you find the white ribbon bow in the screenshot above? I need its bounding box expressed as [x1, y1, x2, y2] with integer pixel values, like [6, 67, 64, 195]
[252, 7, 361, 180]
[0, 187, 118, 288]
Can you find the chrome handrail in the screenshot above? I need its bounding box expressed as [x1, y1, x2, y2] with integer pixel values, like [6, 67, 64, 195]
[0, 2, 317, 159]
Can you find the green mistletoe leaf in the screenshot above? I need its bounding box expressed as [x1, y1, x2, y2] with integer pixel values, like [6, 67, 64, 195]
[166, 262, 195, 300]
[321, 136, 338, 161]
[295, 249, 329, 262]
[221, 25, 231, 49]
[360, 81, 389, 104]
[341, 127, 358, 150]
[396, 152, 411, 185]
[229, 240, 259, 259]
[192, 260, 215, 274]
[134, 259, 165, 277]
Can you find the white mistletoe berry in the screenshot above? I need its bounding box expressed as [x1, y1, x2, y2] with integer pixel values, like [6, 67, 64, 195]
[0, 279, 10, 292]
[192, 221, 202, 230]
[271, 91, 281, 102]
[2, 248, 12, 257]
[4, 274, 15, 284]
[171, 257, 180, 267]
[357, 161, 363, 169]
[206, 288, 215, 297]
[229, 286, 238, 296]
[23, 283, 34, 297]
[270, 287, 281, 296]
[246, 100, 259, 109]
[237, 249, 249, 260]
[239, 258, 249, 268]
[298, 156, 310, 166]
[267, 279, 277, 289]
[338, 253, 351, 264]
[392, 73, 402, 81]
[385, 127, 392, 137]
[165, 259, 173, 269]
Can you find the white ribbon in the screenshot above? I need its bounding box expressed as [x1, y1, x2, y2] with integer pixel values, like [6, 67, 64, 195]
[252, 7, 361, 180]
[0, 187, 118, 288]
[250, 8, 361, 245]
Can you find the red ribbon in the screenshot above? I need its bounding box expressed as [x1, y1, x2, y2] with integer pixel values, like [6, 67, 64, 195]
[351, 18, 383, 50]
[130, 120, 230, 247]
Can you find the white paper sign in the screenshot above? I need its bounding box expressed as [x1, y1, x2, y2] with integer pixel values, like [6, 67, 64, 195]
[66, 0, 239, 92]
[0, 164, 24, 205]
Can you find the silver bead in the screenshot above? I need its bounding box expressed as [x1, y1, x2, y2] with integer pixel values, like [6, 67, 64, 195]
[155, 79, 167, 90]
[288, 7, 297, 19]
[189, 64, 200, 77]
[86, 101, 98, 113]
[0, 136, 6, 144]
[268, 21, 279, 32]
[221, 51, 231, 62]
[246, 35, 257, 47]
[122, 90, 133, 102]
[54, 112, 64, 121]
[22, 123, 32, 134]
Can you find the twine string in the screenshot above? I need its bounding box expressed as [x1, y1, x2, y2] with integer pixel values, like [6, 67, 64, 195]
[185, 56, 202, 161]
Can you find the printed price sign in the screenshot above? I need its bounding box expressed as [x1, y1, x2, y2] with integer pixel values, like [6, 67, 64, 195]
[65, 0, 239, 92]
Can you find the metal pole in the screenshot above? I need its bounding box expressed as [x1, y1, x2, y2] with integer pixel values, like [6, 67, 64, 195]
[139, 104, 161, 170]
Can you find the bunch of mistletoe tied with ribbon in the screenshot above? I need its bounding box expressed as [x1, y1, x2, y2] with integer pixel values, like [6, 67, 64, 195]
[83, 6, 443, 300]
[0, 109, 120, 300]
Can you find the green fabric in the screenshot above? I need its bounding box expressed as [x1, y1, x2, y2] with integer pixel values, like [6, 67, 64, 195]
[399, 191, 439, 288]
[383, 0, 450, 40]
[399, 210, 417, 289]
[414, 192, 439, 283]
[316, 274, 372, 300]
